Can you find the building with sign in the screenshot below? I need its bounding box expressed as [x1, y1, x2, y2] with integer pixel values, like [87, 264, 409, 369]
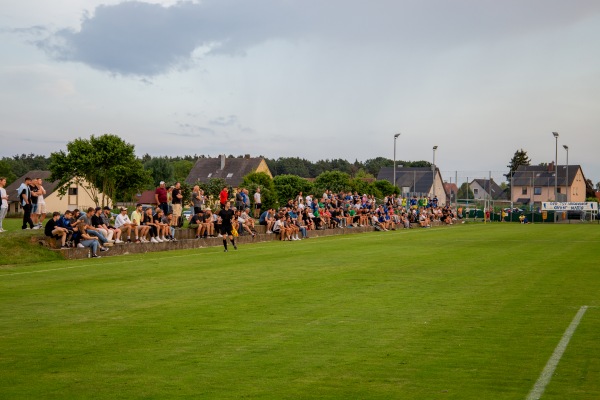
[510, 163, 587, 205]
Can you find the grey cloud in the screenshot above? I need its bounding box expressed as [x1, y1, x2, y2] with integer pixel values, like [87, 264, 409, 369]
[209, 115, 238, 127]
[32, 0, 600, 77]
[35, 0, 303, 76]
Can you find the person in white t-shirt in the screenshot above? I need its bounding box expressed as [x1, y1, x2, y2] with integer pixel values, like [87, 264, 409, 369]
[114, 207, 135, 242]
[0, 177, 8, 232]
[253, 187, 261, 218]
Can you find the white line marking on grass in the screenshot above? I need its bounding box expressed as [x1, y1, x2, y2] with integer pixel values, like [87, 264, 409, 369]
[526, 305, 588, 400]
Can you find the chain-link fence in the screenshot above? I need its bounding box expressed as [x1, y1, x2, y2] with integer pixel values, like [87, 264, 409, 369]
[440, 170, 598, 223]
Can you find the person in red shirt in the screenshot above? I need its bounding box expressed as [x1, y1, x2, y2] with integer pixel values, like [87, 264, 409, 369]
[219, 186, 229, 209]
[155, 181, 168, 215]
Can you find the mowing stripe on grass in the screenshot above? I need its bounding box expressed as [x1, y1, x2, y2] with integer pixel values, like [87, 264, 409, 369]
[526, 305, 588, 400]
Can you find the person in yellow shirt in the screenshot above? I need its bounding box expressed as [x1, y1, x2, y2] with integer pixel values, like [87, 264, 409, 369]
[131, 204, 150, 242]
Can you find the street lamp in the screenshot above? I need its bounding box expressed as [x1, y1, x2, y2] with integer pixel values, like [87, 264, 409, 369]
[432, 146, 438, 197]
[563, 144, 569, 202]
[393, 133, 401, 190]
[552, 132, 559, 202]
[552, 131, 559, 223]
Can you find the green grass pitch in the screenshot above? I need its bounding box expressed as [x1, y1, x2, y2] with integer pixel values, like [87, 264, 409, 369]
[1, 224, 599, 399]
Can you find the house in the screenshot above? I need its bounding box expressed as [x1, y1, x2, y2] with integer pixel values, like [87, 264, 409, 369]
[469, 178, 507, 200]
[443, 182, 458, 204]
[135, 190, 158, 206]
[377, 167, 447, 205]
[510, 163, 587, 204]
[6, 170, 112, 214]
[186, 154, 272, 188]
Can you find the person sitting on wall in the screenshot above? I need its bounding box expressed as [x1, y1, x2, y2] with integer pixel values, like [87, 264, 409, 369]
[45, 211, 70, 249]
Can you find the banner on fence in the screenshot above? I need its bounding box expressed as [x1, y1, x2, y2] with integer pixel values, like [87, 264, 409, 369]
[541, 202, 598, 211]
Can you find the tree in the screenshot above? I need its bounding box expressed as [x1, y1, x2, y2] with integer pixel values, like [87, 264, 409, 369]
[506, 149, 531, 181]
[172, 160, 193, 183]
[273, 174, 313, 206]
[198, 178, 227, 209]
[314, 171, 351, 194]
[457, 182, 474, 200]
[0, 160, 17, 185]
[372, 180, 399, 197]
[49, 134, 151, 207]
[585, 179, 595, 199]
[364, 157, 393, 176]
[242, 172, 278, 210]
[144, 157, 174, 187]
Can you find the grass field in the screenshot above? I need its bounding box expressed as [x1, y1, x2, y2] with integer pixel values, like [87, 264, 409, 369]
[0, 223, 599, 399]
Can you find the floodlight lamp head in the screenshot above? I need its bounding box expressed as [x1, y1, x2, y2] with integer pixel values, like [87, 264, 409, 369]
[433, 145, 438, 150]
[552, 131, 559, 138]
[563, 145, 568, 150]
[394, 133, 401, 138]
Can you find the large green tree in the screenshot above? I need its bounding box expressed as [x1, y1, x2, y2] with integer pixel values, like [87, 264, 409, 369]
[506, 149, 531, 181]
[457, 182, 474, 200]
[49, 134, 151, 206]
[272, 174, 313, 207]
[144, 157, 175, 187]
[241, 172, 278, 210]
[172, 160, 194, 183]
[314, 171, 351, 194]
[364, 157, 394, 176]
[0, 160, 17, 185]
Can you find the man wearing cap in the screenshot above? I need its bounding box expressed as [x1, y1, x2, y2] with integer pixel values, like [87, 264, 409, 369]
[155, 181, 169, 215]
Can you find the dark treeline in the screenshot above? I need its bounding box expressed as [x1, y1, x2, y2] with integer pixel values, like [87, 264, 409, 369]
[0, 153, 431, 186]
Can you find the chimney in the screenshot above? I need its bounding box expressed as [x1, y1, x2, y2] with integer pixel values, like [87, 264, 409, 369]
[547, 162, 554, 172]
[220, 154, 226, 170]
[244, 154, 250, 159]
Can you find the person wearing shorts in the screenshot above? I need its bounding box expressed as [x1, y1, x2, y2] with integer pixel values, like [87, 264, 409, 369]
[253, 187, 262, 218]
[217, 201, 236, 252]
[35, 178, 47, 227]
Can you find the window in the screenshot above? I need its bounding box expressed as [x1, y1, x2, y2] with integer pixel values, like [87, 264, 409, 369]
[534, 187, 541, 195]
[557, 188, 561, 193]
[68, 187, 78, 195]
[522, 187, 527, 195]
[473, 188, 479, 195]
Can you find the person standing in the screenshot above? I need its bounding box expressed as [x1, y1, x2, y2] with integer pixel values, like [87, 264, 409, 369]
[154, 181, 169, 215]
[219, 186, 229, 209]
[171, 182, 183, 227]
[217, 201, 237, 252]
[19, 177, 34, 230]
[35, 178, 47, 227]
[0, 177, 8, 232]
[191, 185, 203, 214]
[29, 178, 40, 227]
[253, 187, 262, 218]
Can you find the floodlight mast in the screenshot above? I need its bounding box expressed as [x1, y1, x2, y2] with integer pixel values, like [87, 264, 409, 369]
[393, 133, 401, 190]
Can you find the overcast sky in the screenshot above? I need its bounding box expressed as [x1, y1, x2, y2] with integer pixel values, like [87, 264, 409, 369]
[1, 0, 599, 184]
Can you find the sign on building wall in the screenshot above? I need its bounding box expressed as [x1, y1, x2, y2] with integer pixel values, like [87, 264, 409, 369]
[541, 202, 598, 211]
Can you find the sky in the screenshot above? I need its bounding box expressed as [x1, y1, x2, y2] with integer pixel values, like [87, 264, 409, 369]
[1, 0, 599, 185]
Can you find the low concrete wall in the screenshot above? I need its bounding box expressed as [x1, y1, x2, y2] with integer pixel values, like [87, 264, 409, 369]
[44, 220, 453, 260]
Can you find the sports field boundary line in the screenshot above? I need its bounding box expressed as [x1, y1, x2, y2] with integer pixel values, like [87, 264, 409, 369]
[526, 305, 588, 400]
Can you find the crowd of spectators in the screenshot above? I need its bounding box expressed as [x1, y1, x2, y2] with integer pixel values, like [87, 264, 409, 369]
[251, 191, 458, 241]
[43, 184, 459, 256]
